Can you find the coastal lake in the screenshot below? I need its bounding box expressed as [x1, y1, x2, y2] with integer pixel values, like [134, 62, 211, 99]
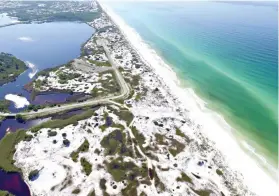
[0, 20, 94, 195]
[0, 21, 94, 111]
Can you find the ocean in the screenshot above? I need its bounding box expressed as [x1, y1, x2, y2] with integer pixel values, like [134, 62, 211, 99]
[107, 1, 278, 176]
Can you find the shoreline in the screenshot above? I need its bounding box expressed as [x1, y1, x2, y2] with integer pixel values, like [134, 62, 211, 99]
[145, 41, 278, 175]
[99, 2, 278, 196]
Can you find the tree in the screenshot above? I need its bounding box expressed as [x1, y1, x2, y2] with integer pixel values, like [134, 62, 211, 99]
[28, 169, 39, 181]
[63, 139, 70, 146]
[15, 114, 25, 123]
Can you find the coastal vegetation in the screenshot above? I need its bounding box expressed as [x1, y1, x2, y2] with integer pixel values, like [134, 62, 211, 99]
[30, 109, 96, 133]
[71, 188, 81, 194]
[0, 190, 14, 196]
[80, 157, 92, 176]
[176, 172, 193, 184]
[0, 100, 10, 113]
[15, 114, 26, 123]
[88, 59, 111, 67]
[28, 169, 39, 181]
[58, 72, 81, 84]
[0, 130, 27, 172]
[0, 53, 27, 86]
[70, 139, 89, 162]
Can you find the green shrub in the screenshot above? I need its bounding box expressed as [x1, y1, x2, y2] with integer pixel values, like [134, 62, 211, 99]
[72, 188, 81, 194]
[48, 131, 57, 137]
[80, 157, 92, 176]
[28, 169, 39, 181]
[70, 139, 89, 162]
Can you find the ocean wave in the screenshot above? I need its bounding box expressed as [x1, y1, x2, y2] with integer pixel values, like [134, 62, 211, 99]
[26, 61, 38, 79]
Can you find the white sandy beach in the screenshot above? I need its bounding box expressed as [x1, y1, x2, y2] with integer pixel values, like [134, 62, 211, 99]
[5, 94, 30, 109]
[0, 13, 19, 26]
[100, 3, 278, 196]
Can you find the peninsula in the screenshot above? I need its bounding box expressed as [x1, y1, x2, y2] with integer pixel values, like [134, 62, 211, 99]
[0, 52, 28, 86]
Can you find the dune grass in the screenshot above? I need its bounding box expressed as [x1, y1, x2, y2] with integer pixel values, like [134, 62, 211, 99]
[0, 190, 14, 196]
[0, 130, 27, 172]
[70, 139, 89, 162]
[30, 110, 95, 133]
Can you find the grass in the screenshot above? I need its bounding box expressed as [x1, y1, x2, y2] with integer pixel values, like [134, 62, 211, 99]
[70, 139, 89, 162]
[169, 139, 185, 157]
[100, 71, 121, 94]
[108, 107, 134, 125]
[87, 190, 95, 196]
[121, 181, 138, 196]
[0, 100, 10, 113]
[28, 169, 39, 181]
[153, 168, 166, 192]
[0, 53, 28, 86]
[99, 178, 107, 190]
[80, 157, 92, 176]
[176, 172, 193, 184]
[0, 116, 6, 123]
[72, 188, 81, 194]
[216, 169, 223, 176]
[30, 110, 95, 133]
[48, 131, 57, 137]
[192, 189, 212, 196]
[175, 128, 186, 138]
[58, 72, 80, 84]
[59, 177, 73, 191]
[135, 93, 141, 101]
[0, 130, 27, 172]
[101, 130, 133, 156]
[105, 157, 148, 183]
[0, 190, 14, 196]
[155, 133, 168, 145]
[130, 74, 141, 87]
[88, 59, 111, 67]
[131, 126, 145, 149]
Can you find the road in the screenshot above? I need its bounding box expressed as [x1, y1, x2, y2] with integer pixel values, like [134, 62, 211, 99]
[0, 41, 130, 119]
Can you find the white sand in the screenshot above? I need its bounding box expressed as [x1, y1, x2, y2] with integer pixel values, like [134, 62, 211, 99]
[100, 3, 279, 196]
[5, 94, 30, 108]
[18, 37, 34, 42]
[26, 61, 38, 79]
[0, 13, 19, 25]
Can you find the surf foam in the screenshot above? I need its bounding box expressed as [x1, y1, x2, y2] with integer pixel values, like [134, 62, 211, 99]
[100, 3, 279, 196]
[26, 61, 38, 79]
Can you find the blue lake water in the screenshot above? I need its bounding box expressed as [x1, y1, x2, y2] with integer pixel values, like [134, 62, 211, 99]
[0, 21, 94, 195]
[0, 21, 94, 111]
[0, 170, 30, 196]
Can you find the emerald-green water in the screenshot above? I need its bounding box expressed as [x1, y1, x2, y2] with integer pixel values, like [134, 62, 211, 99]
[108, 1, 278, 169]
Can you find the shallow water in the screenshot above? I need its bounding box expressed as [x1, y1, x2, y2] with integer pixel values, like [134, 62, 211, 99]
[0, 117, 50, 139]
[108, 1, 278, 168]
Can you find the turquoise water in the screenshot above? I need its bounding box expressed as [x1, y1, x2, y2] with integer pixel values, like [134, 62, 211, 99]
[108, 1, 278, 167]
